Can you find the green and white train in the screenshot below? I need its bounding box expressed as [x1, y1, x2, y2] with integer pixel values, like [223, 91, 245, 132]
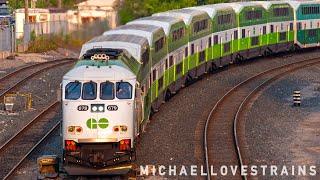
[62, 0, 320, 175]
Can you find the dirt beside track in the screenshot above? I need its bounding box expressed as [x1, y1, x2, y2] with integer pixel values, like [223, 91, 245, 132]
[245, 64, 320, 179]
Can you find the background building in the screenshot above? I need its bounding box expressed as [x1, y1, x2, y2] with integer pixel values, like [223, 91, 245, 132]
[68, 0, 118, 29]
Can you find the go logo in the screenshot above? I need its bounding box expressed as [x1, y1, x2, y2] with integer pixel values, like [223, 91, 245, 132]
[86, 118, 109, 129]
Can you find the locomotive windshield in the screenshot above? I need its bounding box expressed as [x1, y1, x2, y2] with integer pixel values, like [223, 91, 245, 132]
[82, 82, 97, 100]
[100, 81, 115, 100]
[116, 82, 132, 99]
[64, 81, 133, 100]
[0, 7, 9, 15]
[65, 82, 81, 100]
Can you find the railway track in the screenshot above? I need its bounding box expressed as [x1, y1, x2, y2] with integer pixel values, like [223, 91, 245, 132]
[0, 58, 75, 100]
[0, 101, 61, 179]
[204, 57, 320, 180]
[0, 58, 75, 179]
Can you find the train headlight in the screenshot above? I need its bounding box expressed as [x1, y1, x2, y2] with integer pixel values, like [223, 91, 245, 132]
[92, 106, 98, 112]
[91, 104, 105, 112]
[113, 125, 128, 132]
[113, 126, 120, 132]
[67, 126, 83, 134]
[68, 126, 75, 133]
[120, 125, 128, 132]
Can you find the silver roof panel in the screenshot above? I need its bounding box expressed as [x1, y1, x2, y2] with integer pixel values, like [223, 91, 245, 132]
[153, 8, 207, 25]
[128, 16, 184, 36]
[103, 24, 164, 45]
[81, 34, 148, 62]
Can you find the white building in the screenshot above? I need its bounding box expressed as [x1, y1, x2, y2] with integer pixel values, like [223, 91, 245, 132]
[68, 0, 118, 29]
[15, 8, 50, 38]
[14, 0, 118, 38]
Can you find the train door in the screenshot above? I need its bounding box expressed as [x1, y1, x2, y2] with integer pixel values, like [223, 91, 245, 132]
[134, 85, 143, 136]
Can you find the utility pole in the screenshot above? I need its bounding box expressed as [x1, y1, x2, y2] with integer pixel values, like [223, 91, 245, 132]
[25, 0, 29, 23]
[57, 0, 62, 8]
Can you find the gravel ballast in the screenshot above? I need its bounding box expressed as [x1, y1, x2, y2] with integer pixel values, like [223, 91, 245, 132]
[0, 64, 73, 146]
[7, 49, 320, 179]
[244, 64, 320, 179]
[135, 49, 320, 179]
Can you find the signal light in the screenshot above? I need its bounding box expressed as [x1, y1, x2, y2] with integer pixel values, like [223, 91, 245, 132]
[65, 140, 77, 151]
[119, 139, 131, 151]
[113, 126, 119, 132]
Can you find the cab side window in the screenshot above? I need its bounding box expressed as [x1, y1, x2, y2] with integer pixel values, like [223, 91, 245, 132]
[116, 82, 132, 99]
[82, 81, 97, 100]
[65, 81, 81, 100]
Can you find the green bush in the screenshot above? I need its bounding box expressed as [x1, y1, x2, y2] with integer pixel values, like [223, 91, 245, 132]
[118, 0, 231, 25]
[27, 34, 84, 53]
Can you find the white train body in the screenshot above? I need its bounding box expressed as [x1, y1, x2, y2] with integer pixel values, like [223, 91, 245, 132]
[61, 62, 137, 175]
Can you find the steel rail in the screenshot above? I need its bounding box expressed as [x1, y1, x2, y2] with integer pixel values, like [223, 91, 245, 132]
[0, 101, 60, 179]
[0, 58, 75, 82]
[0, 101, 59, 152]
[0, 59, 75, 99]
[204, 57, 320, 180]
[233, 58, 320, 180]
[3, 120, 61, 180]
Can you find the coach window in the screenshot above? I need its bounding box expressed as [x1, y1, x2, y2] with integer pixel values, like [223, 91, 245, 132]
[173, 27, 185, 42]
[100, 81, 114, 100]
[241, 29, 246, 38]
[234, 30, 238, 39]
[165, 59, 168, 70]
[152, 69, 157, 82]
[214, 35, 219, 44]
[297, 22, 302, 30]
[193, 19, 208, 33]
[185, 47, 188, 57]
[191, 44, 195, 55]
[169, 56, 174, 67]
[155, 37, 165, 52]
[263, 26, 266, 35]
[116, 82, 132, 99]
[65, 81, 81, 100]
[82, 81, 97, 100]
[142, 49, 149, 65]
[270, 25, 274, 33]
[208, 37, 212, 47]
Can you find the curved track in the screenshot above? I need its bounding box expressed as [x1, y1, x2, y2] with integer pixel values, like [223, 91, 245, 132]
[0, 101, 61, 179]
[204, 57, 320, 179]
[0, 58, 75, 179]
[0, 58, 75, 99]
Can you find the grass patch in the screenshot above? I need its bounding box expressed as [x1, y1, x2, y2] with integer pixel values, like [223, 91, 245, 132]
[27, 34, 86, 53]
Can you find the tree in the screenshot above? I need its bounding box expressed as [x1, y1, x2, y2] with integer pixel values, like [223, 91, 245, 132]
[118, 0, 199, 24]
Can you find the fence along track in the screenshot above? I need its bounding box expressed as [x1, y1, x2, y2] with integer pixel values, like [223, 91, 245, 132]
[0, 101, 60, 179]
[0, 58, 75, 99]
[204, 57, 320, 180]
